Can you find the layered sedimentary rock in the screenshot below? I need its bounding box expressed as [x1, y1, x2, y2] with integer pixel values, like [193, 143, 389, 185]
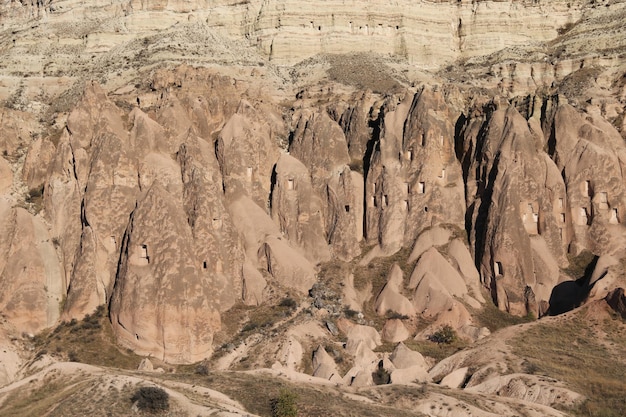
[0, 0, 582, 68]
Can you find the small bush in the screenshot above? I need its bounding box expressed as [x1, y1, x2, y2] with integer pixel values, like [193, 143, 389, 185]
[279, 298, 297, 309]
[270, 389, 298, 417]
[195, 363, 209, 376]
[386, 310, 409, 320]
[344, 307, 359, 318]
[131, 386, 169, 413]
[372, 363, 391, 385]
[429, 325, 458, 345]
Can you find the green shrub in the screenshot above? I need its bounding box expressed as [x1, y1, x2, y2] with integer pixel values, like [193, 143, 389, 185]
[131, 386, 169, 413]
[271, 389, 298, 417]
[429, 325, 457, 344]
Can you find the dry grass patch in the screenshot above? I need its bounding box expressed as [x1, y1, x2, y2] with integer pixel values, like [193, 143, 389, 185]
[473, 299, 534, 332]
[509, 304, 626, 417]
[31, 305, 142, 370]
[162, 371, 426, 417]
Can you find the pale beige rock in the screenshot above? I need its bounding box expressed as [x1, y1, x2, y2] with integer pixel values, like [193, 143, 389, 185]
[0, 329, 22, 387]
[389, 342, 428, 370]
[375, 264, 416, 317]
[345, 325, 381, 353]
[465, 373, 582, 407]
[0, 158, 11, 194]
[312, 345, 341, 382]
[408, 248, 473, 315]
[389, 366, 430, 384]
[440, 367, 468, 389]
[138, 358, 154, 371]
[178, 137, 244, 311]
[271, 153, 330, 263]
[459, 104, 570, 315]
[586, 255, 621, 301]
[242, 261, 267, 306]
[552, 103, 626, 256]
[381, 319, 410, 343]
[407, 226, 453, 264]
[110, 182, 220, 363]
[325, 167, 364, 261]
[278, 337, 304, 372]
[289, 110, 362, 260]
[229, 196, 316, 293]
[0, 206, 64, 334]
[344, 366, 374, 387]
[0, 107, 36, 157]
[446, 238, 485, 303]
[350, 341, 379, 369]
[22, 136, 56, 192]
[342, 273, 370, 313]
[216, 100, 281, 209]
[365, 89, 466, 252]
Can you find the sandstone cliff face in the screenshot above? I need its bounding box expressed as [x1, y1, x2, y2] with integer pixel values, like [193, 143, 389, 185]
[459, 103, 568, 315]
[0, 203, 63, 335]
[0, 0, 582, 67]
[365, 88, 466, 253]
[110, 182, 220, 363]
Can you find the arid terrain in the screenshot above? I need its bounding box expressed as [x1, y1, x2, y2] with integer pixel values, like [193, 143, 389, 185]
[0, 0, 626, 416]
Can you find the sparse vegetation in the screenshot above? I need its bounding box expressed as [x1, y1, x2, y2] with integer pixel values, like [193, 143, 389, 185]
[372, 364, 391, 385]
[428, 325, 457, 344]
[30, 304, 141, 369]
[510, 306, 626, 417]
[270, 389, 298, 417]
[474, 299, 534, 332]
[404, 338, 469, 362]
[564, 250, 596, 279]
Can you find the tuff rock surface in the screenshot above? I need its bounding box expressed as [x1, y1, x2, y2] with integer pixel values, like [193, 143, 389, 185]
[0, 0, 625, 415]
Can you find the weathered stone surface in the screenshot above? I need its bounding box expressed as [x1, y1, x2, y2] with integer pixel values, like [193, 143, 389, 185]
[271, 153, 330, 263]
[0, 158, 11, 194]
[409, 247, 472, 312]
[137, 358, 154, 372]
[0, 204, 64, 335]
[440, 367, 468, 389]
[551, 102, 626, 256]
[381, 319, 410, 343]
[345, 325, 381, 353]
[110, 183, 220, 363]
[312, 345, 341, 382]
[178, 136, 244, 311]
[216, 100, 281, 209]
[229, 196, 316, 293]
[465, 373, 582, 407]
[22, 136, 55, 193]
[365, 88, 466, 253]
[459, 103, 569, 315]
[289, 109, 363, 260]
[389, 342, 428, 370]
[407, 226, 453, 264]
[375, 263, 416, 318]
